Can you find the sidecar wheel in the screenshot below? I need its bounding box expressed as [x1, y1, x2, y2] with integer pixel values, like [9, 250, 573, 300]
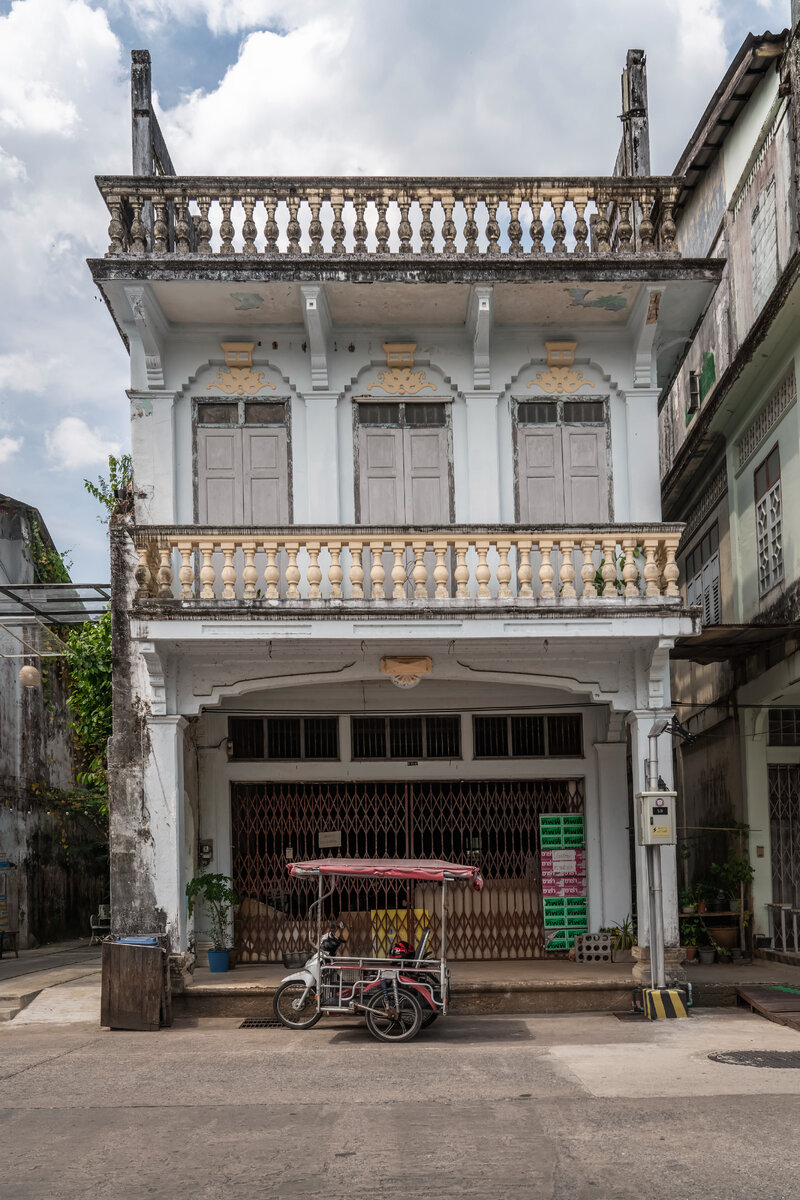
[364, 989, 422, 1043]
[273, 981, 322, 1029]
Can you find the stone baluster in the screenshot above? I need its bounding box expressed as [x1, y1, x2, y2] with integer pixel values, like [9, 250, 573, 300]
[263, 194, 279, 254]
[353, 195, 368, 254]
[558, 539, 576, 599]
[176, 197, 193, 255]
[550, 194, 567, 256]
[572, 195, 589, 255]
[601, 538, 618, 598]
[195, 196, 212, 255]
[285, 543, 301, 599]
[263, 542, 280, 599]
[349, 541, 365, 599]
[153, 196, 169, 254]
[475, 541, 491, 598]
[441, 194, 457, 255]
[134, 544, 153, 599]
[242, 195, 257, 255]
[398, 192, 413, 254]
[107, 194, 125, 254]
[242, 541, 258, 599]
[642, 538, 660, 598]
[286, 196, 302, 255]
[594, 191, 611, 254]
[328, 541, 344, 599]
[660, 189, 679, 256]
[390, 541, 407, 600]
[529, 192, 545, 254]
[454, 540, 470, 599]
[375, 193, 390, 254]
[331, 191, 346, 254]
[369, 541, 386, 600]
[517, 539, 533, 598]
[496, 541, 512, 598]
[539, 539, 556, 600]
[220, 541, 237, 600]
[433, 540, 450, 599]
[177, 541, 195, 600]
[508, 194, 523, 256]
[639, 191, 655, 253]
[412, 540, 429, 599]
[663, 537, 681, 596]
[463, 195, 478, 256]
[219, 197, 234, 254]
[308, 192, 324, 255]
[129, 195, 147, 254]
[580, 539, 598, 598]
[419, 194, 435, 255]
[157, 545, 174, 599]
[485, 195, 501, 255]
[307, 541, 322, 599]
[621, 537, 639, 597]
[199, 540, 216, 599]
[616, 197, 633, 253]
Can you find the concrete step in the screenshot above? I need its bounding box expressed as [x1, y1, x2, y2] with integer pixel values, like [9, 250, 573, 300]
[0, 1002, 23, 1021]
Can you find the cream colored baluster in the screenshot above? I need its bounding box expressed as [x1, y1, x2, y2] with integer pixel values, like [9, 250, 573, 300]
[621, 537, 639, 598]
[369, 541, 386, 600]
[601, 538, 618, 598]
[349, 541, 365, 599]
[642, 538, 660, 598]
[328, 541, 343, 599]
[475, 540, 491, 598]
[307, 541, 322, 599]
[433, 539, 450, 599]
[539, 539, 556, 600]
[157, 545, 174, 599]
[285, 542, 301, 600]
[580, 539, 598, 598]
[412, 540, 428, 599]
[264, 541, 279, 599]
[134, 544, 153, 599]
[199, 540, 216, 599]
[178, 541, 194, 600]
[663, 536, 681, 597]
[242, 540, 257, 599]
[454, 539, 470, 599]
[517, 538, 533, 598]
[220, 540, 236, 600]
[390, 541, 407, 600]
[497, 540, 512, 598]
[558, 539, 576, 599]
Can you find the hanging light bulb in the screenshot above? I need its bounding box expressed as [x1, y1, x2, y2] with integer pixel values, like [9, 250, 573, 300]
[19, 665, 41, 688]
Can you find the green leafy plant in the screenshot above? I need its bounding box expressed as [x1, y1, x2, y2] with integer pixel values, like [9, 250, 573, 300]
[680, 917, 701, 946]
[186, 873, 239, 950]
[594, 545, 644, 595]
[612, 914, 636, 952]
[61, 612, 112, 826]
[679, 887, 696, 911]
[27, 520, 72, 584]
[83, 453, 133, 524]
[709, 854, 755, 899]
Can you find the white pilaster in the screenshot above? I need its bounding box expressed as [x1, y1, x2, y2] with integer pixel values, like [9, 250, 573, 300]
[624, 388, 661, 521]
[464, 392, 501, 522]
[145, 715, 188, 951]
[303, 393, 340, 522]
[628, 710, 679, 947]
[593, 739, 633, 928]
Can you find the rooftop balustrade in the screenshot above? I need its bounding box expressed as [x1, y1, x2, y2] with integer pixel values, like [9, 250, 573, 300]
[97, 176, 681, 260]
[130, 525, 683, 610]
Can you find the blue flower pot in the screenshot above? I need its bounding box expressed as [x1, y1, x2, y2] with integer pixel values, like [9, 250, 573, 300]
[208, 948, 231, 973]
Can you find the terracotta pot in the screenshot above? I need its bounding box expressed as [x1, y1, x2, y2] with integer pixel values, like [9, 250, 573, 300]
[683, 946, 697, 961]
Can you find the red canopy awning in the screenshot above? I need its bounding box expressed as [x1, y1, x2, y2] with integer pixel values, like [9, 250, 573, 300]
[288, 857, 484, 891]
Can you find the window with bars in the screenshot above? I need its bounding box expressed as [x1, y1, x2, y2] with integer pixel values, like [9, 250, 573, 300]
[755, 444, 783, 597]
[197, 400, 286, 426]
[473, 714, 583, 758]
[769, 710, 800, 747]
[228, 716, 339, 760]
[685, 522, 721, 626]
[356, 402, 446, 427]
[517, 399, 604, 424]
[351, 715, 461, 760]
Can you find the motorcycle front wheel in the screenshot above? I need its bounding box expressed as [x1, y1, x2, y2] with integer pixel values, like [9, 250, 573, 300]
[364, 989, 422, 1043]
[273, 981, 322, 1029]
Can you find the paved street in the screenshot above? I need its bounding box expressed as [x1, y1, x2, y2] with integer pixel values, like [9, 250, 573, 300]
[2, 1009, 800, 1199]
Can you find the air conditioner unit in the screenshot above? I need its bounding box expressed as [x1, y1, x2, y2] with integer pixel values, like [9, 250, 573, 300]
[687, 371, 701, 413]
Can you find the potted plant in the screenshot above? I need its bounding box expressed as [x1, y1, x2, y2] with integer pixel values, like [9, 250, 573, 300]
[680, 917, 700, 961]
[679, 887, 696, 914]
[186, 872, 238, 973]
[611, 915, 635, 963]
[710, 854, 755, 910]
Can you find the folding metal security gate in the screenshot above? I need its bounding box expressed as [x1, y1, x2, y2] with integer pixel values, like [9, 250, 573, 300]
[769, 765, 800, 906]
[232, 778, 584, 961]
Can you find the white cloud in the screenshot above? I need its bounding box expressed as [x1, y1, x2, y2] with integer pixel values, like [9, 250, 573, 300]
[0, 436, 23, 464]
[45, 418, 121, 470]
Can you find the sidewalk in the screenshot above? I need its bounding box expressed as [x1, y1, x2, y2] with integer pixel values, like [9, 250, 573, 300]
[0, 940, 101, 1022]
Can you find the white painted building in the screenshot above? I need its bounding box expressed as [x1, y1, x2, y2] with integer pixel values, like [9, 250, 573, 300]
[90, 51, 721, 963]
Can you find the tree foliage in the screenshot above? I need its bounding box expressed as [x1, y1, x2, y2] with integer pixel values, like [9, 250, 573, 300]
[62, 611, 113, 828]
[27, 519, 72, 584]
[83, 454, 133, 524]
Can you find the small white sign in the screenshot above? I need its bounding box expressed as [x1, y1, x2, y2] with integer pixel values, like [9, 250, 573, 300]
[318, 830, 342, 849]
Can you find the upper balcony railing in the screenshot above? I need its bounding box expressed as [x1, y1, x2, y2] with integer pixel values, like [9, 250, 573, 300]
[96, 175, 681, 260]
[130, 525, 683, 609]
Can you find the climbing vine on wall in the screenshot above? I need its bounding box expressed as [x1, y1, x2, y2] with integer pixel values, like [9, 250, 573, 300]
[60, 612, 113, 830]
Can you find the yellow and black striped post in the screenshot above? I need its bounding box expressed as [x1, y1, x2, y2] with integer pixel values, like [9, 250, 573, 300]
[643, 987, 689, 1019]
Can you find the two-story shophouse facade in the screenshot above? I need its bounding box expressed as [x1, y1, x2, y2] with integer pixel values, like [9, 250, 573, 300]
[659, 15, 800, 944]
[89, 51, 722, 963]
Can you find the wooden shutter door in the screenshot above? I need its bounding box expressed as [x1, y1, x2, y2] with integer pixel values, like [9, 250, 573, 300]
[358, 427, 405, 523]
[562, 427, 608, 523]
[518, 428, 565, 523]
[403, 427, 450, 524]
[197, 428, 242, 524]
[243, 428, 289, 524]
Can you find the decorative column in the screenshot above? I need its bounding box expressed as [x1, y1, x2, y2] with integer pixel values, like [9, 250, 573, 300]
[128, 390, 178, 522]
[593, 734, 632, 930]
[303, 393, 340, 522]
[144, 715, 188, 951]
[464, 392, 501, 522]
[624, 388, 661, 521]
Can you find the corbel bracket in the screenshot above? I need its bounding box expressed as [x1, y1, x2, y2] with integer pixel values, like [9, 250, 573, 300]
[125, 286, 167, 389]
[632, 286, 663, 388]
[301, 284, 332, 391]
[139, 640, 167, 716]
[645, 638, 673, 709]
[467, 285, 493, 390]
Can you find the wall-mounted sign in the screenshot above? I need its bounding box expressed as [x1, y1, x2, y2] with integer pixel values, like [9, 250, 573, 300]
[318, 831, 342, 849]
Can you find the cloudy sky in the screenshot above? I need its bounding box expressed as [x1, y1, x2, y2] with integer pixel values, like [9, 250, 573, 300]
[0, 0, 788, 581]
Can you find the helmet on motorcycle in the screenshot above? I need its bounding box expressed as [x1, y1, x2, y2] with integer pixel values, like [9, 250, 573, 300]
[388, 938, 415, 960]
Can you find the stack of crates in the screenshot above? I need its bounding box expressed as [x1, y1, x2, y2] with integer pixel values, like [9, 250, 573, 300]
[540, 814, 588, 951]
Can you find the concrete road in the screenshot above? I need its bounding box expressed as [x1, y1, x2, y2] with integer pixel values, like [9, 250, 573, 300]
[1, 1010, 800, 1199]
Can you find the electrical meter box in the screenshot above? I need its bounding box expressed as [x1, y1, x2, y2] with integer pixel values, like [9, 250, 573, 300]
[636, 791, 677, 846]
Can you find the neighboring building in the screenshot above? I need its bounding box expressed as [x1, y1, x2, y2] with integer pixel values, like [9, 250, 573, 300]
[659, 14, 800, 941]
[89, 50, 724, 963]
[0, 495, 105, 944]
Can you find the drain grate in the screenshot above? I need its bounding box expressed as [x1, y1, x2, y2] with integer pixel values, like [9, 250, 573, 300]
[240, 1017, 284, 1029]
[708, 1050, 800, 1069]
